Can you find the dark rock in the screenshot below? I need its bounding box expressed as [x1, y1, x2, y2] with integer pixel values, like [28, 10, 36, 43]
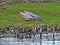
[0, 25, 60, 38]
[1, 7, 6, 10]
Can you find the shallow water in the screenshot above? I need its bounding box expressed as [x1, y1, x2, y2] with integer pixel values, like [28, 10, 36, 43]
[0, 40, 60, 45]
[0, 33, 60, 45]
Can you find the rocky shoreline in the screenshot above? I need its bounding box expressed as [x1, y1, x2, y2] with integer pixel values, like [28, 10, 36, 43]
[0, 24, 60, 38]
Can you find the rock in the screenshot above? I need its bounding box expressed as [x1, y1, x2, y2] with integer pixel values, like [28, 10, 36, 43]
[1, 7, 6, 10]
[24, 11, 42, 21]
[0, 25, 60, 38]
[0, 35, 4, 38]
[7, 1, 14, 5]
[20, 12, 34, 21]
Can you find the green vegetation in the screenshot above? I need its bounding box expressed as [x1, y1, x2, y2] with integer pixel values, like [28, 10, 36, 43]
[0, 2, 60, 27]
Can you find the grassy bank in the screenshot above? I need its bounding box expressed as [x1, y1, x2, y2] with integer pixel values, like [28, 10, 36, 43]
[0, 2, 60, 27]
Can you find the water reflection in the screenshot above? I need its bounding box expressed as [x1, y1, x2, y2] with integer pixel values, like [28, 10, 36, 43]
[0, 33, 60, 45]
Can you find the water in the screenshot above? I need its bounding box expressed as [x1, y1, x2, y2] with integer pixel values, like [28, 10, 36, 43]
[0, 38, 39, 45]
[0, 33, 60, 45]
[0, 38, 60, 45]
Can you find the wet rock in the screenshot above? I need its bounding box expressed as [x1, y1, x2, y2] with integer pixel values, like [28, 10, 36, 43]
[0, 25, 60, 38]
[0, 35, 4, 38]
[42, 25, 47, 31]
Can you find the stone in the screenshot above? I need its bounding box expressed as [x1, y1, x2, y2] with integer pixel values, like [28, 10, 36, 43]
[1, 7, 6, 10]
